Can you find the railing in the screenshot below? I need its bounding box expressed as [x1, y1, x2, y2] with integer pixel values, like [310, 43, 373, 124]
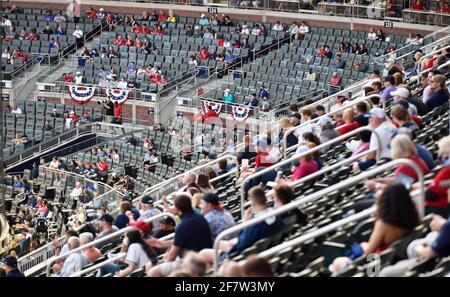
[213, 158, 426, 272]
[282, 94, 382, 158]
[417, 44, 450, 75]
[45, 212, 177, 276]
[242, 126, 382, 216]
[193, 96, 267, 120]
[18, 236, 65, 275]
[318, 2, 404, 19]
[403, 9, 450, 27]
[375, 27, 450, 67]
[272, 89, 327, 118]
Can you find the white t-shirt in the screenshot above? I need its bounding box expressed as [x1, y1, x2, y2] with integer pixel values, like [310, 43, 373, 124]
[367, 32, 377, 40]
[294, 122, 320, 140]
[272, 24, 284, 31]
[117, 81, 128, 89]
[422, 85, 432, 103]
[289, 25, 299, 34]
[125, 243, 150, 269]
[11, 108, 22, 114]
[75, 75, 83, 84]
[2, 19, 12, 27]
[73, 30, 83, 39]
[370, 120, 397, 159]
[299, 25, 309, 34]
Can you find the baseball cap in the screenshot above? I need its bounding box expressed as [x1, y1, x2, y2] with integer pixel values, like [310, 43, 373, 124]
[141, 195, 154, 205]
[368, 107, 385, 119]
[394, 99, 410, 111]
[122, 195, 132, 202]
[383, 75, 395, 84]
[160, 216, 176, 226]
[129, 221, 151, 234]
[202, 193, 219, 205]
[3, 256, 18, 267]
[98, 214, 114, 224]
[318, 115, 332, 126]
[254, 139, 268, 148]
[390, 87, 409, 98]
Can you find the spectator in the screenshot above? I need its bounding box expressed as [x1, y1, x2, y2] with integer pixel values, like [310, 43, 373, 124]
[74, 71, 83, 84]
[299, 21, 309, 36]
[376, 29, 386, 41]
[318, 115, 340, 144]
[3, 256, 25, 277]
[79, 232, 102, 264]
[98, 229, 155, 277]
[237, 135, 257, 165]
[200, 193, 235, 240]
[222, 89, 234, 103]
[114, 34, 126, 46]
[336, 108, 360, 135]
[42, 120, 53, 131]
[260, 96, 272, 112]
[117, 77, 128, 89]
[272, 21, 284, 31]
[197, 174, 214, 194]
[10, 104, 22, 114]
[114, 201, 132, 229]
[138, 196, 162, 231]
[287, 21, 300, 40]
[425, 136, 450, 217]
[147, 194, 212, 277]
[73, 25, 83, 48]
[411, 0, 425, 10]
[59, 236, 88, 276]
[199, 187, 283, 264]
[367, 28, 377, 40]
[333, 54, 346, 69]
[354, 108, 397, 172]
[199, 14, 209, 26]
[242, 255, 273, 277]
[1, 15, 12, 27]
[426, 74, 449, 110]
[273, 184, 307, 226]
[199, 47, 209, 60]
[305, 68, 317, 81]
[188, 55, 197, 66]
[390, 105, 419, 139]
[54, 10, 66, 23]
[244, 93, 259, 107]
[217, 261, 244, 277]
[380, 75, 397, 101]
[329, 72, 341, 87]
[291, 144, 319, 182]
[95, 214, 119, 245]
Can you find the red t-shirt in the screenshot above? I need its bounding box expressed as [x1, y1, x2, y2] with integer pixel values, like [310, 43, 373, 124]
[114, 104, 122, 118]
[255, 152, 274, 169]
[199, 50, 209, 60]
[142, 27, 150, 34]
[203, 110, 217, 122]
[427, 167, 450, 208]
[218, 39, 225, 47]
[114, 38, 125, 46]
[337, 120, 360, 135]
[64, 76, 75, 83]
[291, 161, 318, 181]
[411, 1, 425, 10]
[134, 40, 143, 48]
[425, 57, 437, 70]
[125, 39, 134, 47]
[394, 155, 429, 182]
[158, 15, 167, 22]
[87, 11, 96, 19]
[330, 76, 340, 86]
[132, 26, 141, 34]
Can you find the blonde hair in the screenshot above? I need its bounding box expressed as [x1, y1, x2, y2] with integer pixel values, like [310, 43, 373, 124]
[279, 117, 291, 129]
[191, 193, 202, 209]
[438, 136, 450, 155]
[391, 134, 417, 159]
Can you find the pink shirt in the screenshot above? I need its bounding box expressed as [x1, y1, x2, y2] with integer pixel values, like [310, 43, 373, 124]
[291, 161, 318, 181]
[73, 2, 81, 17]
[352, 142, 370, 156]
[84, 247, 102, 263]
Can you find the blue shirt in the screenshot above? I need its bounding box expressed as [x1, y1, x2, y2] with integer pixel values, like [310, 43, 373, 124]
[199, 19, 209, 26]
[380, 86, 397, 101]
[204, 209, 235, 240]
[173, 212, 212, 253]
[13, 180, 23, 191]
[225, 54, 234, 63]
[114, 214, 130, 229]
[44, 15, 53, 22]
[432, 219, 450, 256]
[416, 145, 434, 171]
[226, 210, 284, 256]
[6, 268, 25, 277]
[426, 89, 449, 110]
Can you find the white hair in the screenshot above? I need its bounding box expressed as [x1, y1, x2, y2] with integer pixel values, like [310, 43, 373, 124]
[79, 232, 94, 245]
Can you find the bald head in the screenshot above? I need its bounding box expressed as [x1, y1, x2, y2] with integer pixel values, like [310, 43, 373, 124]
[217, 261, 244, 277]
[343, 108, 354, 123]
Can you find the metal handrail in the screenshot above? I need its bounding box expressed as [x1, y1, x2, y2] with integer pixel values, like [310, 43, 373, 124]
[255, 206, 376, 261]
[45, 211, 177, 276]
[242, 147, 379, 209]
[417, 44, 450, 74]
[213, 158, 426, 272]
[418, 60, 450, 77]
[18, 236, 65, 273]
[283, 94, 381, 158]
[242, 126, 382, 217]
[69, 232, 175, 277]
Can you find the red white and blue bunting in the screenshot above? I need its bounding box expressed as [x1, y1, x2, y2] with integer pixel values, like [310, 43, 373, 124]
[231, 105, 251, 122]
[104, 88, 130, 104]
[201, 100, 223, 115]
[67, 85, 96, 104]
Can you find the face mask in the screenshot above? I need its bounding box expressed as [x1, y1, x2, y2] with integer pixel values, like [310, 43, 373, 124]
[439, 156, 450, 167]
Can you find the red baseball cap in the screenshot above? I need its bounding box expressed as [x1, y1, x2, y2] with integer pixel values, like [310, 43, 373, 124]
[129, 221, 151, 234]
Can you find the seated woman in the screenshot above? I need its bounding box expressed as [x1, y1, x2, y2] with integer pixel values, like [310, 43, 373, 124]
[291, 143, 319, 182]
[97, 229, 156, 277]
[330, 183, 420, 274]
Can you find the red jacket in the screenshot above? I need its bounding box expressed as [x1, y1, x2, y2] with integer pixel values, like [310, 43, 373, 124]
[132, 26, 141, 34]
[411, 1, 425, 10]
[337, 120, 360, 135]
[114, 38, 125, 46]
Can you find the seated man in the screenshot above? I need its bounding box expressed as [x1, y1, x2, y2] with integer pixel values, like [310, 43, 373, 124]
[199, 187, 284, 265]
[146, 194, 212, 277]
